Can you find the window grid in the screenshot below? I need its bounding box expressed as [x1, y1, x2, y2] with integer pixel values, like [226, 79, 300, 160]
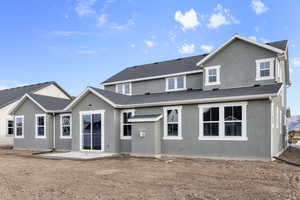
[166, 76, 186, 91]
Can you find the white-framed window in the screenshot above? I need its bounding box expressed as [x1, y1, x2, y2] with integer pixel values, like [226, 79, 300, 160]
[116, 83, 132, 95]
[60, 114, 72, 139]
[120, 109, 135, 139]
[255, 58, 275, 81]
[7, 120, 14, 136]
[198, 102, 248, 141]
[205, 65, 221, 86]
[163, 106, 182, 140]
[165, 76, 186, 91]
[35, 114, 46, 139]
[14, 115, 24, 138]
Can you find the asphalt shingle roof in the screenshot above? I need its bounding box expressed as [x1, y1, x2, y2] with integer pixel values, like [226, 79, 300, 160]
[28, 93, 73, 111]
[102, 40, 287, 84]
[0, 82, 53, 108]
[91, 83, 282, 107]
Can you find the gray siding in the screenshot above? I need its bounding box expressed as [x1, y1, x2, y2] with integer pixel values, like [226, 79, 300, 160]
[71, 92, 120, 153]
[105, 73, 203, 95]
[133, 100, 272, 159]
[14, 99, 53, 150]
[203, 39, 278, 90]
[54, 113, 72, 151]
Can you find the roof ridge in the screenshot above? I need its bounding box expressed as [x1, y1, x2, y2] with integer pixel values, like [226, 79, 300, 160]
[0, 81, 54, 92]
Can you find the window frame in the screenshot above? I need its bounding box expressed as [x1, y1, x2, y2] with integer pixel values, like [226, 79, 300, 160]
[198, 102, 248, 141]
[35, 114, 47, 139]
[163, 106, 182, 140]
[165, 76, 186, 92]
[205, 65, 221, 86]
[115, 83, 132, 95]
[60, 114, 72, 139]
[6, 119, 14, 136]
[14, 115, 24, 139]
[120, 109, 135, 140]
[255, 58, 275, 81]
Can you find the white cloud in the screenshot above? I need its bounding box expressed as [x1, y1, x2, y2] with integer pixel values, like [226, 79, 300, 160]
[144, 40, 154, 47]
[0, 80, 25, 90]
[130, 44, 136, 48]
[111, 19, 135, 30]
[249, 36, 257, 41]
[207, 4, 239, 29]
[178, 44, 195, 54]
[169, 31, 176, 42]
[97, 14, 108, 27]
[293, 57, 300, 67]
[254, 26, 260, 32]
[260, 37, 270, 43]
[251, 0, 269, 15]
[175, 9, 200, 31]
[75, 0, 97, 16]
[49, 30, 93, 37]
[201, 44, 213, 52]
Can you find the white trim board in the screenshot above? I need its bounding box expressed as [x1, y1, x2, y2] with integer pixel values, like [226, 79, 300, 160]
[102, 70, 203, 86]
[128, 115, 163, 122]
[196, 34, 285, 66]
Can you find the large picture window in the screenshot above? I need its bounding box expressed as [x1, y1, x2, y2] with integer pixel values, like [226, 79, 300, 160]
[14, 116, 24, 138]
[163, 106, 182, 140]
[199, 102, 247, 141]
[35, 114, 46, 139]
[120, 109, 134, 139]
[60, 114, 72, 139]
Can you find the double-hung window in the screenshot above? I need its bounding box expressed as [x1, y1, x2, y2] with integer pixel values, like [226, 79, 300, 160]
[7, 120, 14, 136]
[205, 65, 221, 86]
[163, 106, 182, 140]
[166, 76, 186, 91]
[14, 116, 24, 138]
[120, 110, 134, 139]
[256, 58, 274, 81]
[35, 114, 46, 139]
[116, 83, 132, 95]
[60, 114, 72, 139]
[199, 102, 247, 141]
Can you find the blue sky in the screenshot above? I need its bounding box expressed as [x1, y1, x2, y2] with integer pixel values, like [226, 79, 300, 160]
[0, 0, 299, 114]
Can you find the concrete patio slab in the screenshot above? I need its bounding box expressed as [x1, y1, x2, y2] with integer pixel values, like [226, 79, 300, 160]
[39, 151, 118, 160]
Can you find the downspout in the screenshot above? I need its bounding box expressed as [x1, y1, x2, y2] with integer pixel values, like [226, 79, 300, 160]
[53, 113, 56, 151]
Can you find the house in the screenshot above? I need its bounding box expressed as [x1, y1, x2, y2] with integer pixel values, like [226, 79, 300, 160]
[0, 82, 72, 145]
[9, 34, 290, 160]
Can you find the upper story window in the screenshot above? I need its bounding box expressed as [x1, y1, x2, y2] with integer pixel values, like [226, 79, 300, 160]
[163, 106, 182, 140]
[116, 83, 132, 95]
[120, 109, 134, 140]
[205, 65, 221, 86]
[255, 58, 275, 81]
[60, 114, 72, 139]
[14, 115, 24, 138]
[35, 114, 46, 139]
[166, 76, 186, 91]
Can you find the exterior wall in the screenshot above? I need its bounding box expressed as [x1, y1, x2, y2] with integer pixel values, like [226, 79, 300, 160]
[0, 100, 19, 145]
[54, 113, 72, 151]
[203, 39, 278, 90]
[131, 121, 161, 155]
[133, 100, 272, 159]
[33, 84, 70, 99]
[14, 99, 53, 150]
[71, 92, 120, 153]
[104, 73, 203, 95]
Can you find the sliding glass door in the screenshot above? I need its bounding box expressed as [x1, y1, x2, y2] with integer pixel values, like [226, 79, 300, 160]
[81, 112, 103, 151]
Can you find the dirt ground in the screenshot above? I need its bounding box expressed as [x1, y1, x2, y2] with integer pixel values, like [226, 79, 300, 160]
[0, 148, 300, 200]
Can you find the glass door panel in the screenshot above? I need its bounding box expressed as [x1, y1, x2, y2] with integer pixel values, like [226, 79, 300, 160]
[92, 114, 102, 150]
[82, 114, 91, 150]
[81, 113, 102, 151]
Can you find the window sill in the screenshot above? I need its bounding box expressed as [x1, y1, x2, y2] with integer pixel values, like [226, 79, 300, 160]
[163, 136, 183, 140]
[15, 136, 24, 139]
[121, 137, 132, 140]
[60, 136, 72, 139]
[205, 82, 221, 86]
[255, 77, 274, 81]
[35, 136, 47, 139]
[198, 137, 248, 141]
[165, 88, 186, 92]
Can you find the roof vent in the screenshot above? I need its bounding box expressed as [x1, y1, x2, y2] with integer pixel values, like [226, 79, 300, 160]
[187, 88, 193, 91]
[212, 88, 219, 91]
[176, 58, 182, 61]
[254, 84, 261, 87]
[144, 92, 151, 95]
[154, 62, 159, 64]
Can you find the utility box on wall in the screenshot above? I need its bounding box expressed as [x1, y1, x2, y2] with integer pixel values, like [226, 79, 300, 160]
[128, 114, 162, 156]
